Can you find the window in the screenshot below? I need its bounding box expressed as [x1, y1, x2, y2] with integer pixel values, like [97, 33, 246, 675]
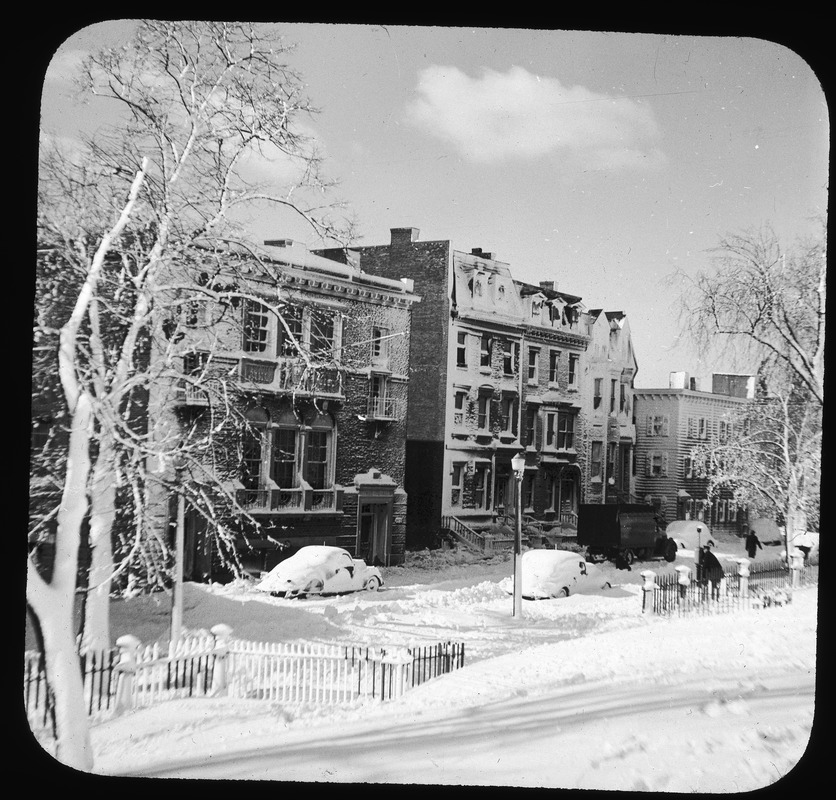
[453, 390, 467, 426]
[557, 412, 574, 449]
[500, 395, 518, 436]
[684, 452, 694, 479]
[451, 463, 464, 507]
[545, 411, 557, 449]
[593, 378, 603, 409]
[278, 305, 303, 356]
[525, 406, 537, 446]
[610, 379, 617, 413]
[527, 348, 540, 384]
[619, 383, 626, 413]
[243, 300, 270, 353]
[477, 394, 489, 430]
[371, 326, 389, 361]
[549, 350, 560, 384]
[480, 334, 492, 368]
[271, 427, 298, 488]
[180, 299, 206, 328]
[646, 415, 670, 437]
[646, 450, 668, 477]
[473, 464, 490, 509]
[368, 374, 392, 417]
[306, 430, 330, 490]
[568, 354, 579, 387]
[698, 418, 707, 440]
[309, 309, 335, 358]
[523, 473, 534, 509]
[457, 332, 468, 367]
[240, 407, 269, 488]
[718, 499, 727, 523]
[591, 441, 603, 480]
[503, 340, 518, 375]
[547, 475, 558, 510]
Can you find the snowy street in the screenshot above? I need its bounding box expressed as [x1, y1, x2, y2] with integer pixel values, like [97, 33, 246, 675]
[83, 550, 819, 791]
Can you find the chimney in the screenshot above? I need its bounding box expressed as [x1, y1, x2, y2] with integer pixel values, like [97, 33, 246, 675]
[264, 238, 296, 248]
[471, 247, 494, 260]
[669, 371, 689, 389]
[539, 280, 555, 292]
[390, 227, 420, 246]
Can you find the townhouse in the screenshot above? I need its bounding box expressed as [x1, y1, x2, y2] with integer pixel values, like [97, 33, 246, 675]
[316, 227, 639, 547]
[633, 371, 753, 534]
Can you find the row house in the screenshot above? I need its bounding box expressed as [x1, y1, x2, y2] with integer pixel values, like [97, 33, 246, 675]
[583, 310, 639, 505]
[154, 240, 421, 576]
[633, 372, 753, 535]
[316, 228, 637, 547]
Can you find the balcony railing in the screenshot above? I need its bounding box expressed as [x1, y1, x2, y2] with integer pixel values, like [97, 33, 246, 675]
[366, 396, 402, 420]
[240, 358, 343, 397]
[236, 483, 343, 513]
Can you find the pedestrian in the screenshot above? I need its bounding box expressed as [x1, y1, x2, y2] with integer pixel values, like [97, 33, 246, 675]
[699, 543, 723, 601]
[745, 529, 763, 560]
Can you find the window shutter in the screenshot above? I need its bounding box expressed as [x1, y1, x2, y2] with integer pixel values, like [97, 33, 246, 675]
[646, 416, 653, 436]
[662, 453, 669, 476]
[645, 451, 653, 476]
[662, 416, 670, 436]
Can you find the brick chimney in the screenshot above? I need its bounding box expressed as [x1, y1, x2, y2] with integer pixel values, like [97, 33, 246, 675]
[390, 227, 420, 246]
[539, 280, 555, 292]
[471, 247, 494, 260]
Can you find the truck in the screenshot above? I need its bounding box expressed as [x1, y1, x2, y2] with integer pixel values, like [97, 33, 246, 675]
[577, 503, 677, 566]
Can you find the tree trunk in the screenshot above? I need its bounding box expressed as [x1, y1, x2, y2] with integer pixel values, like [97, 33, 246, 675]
[82, 435, 116, 651]
[26, 392, 95, 771]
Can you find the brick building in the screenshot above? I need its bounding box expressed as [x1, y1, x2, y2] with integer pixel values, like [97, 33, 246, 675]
[316, 228, 633, 546]
[157, 240, 419, 578]
[633, 372, 753, 534]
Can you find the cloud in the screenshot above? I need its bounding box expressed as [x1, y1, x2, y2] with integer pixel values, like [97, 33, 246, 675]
[405, 65, 666, 169]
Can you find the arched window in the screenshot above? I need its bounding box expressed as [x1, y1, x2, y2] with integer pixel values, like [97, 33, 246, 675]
[271, 409, 300, 489]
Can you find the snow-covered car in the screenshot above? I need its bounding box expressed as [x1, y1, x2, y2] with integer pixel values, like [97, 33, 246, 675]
[664, 520, 715, 551]
[255, 545, 383, 597]
[498, 549, 611, 600]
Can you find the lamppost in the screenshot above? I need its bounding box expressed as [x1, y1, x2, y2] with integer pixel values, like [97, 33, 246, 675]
[510, 451, 526, 618]
[171, 453, 187, 644]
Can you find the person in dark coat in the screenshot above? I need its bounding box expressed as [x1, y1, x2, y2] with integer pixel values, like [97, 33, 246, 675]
[745, 530, 763, 560]
[698, 544, 723, 600]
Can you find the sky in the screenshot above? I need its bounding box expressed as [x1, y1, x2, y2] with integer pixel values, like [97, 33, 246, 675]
[37, 20, 829, 388]
[27, 544, 819, 789]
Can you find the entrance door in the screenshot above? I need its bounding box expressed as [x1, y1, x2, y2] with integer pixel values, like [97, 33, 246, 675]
[358, 503, 389, 566]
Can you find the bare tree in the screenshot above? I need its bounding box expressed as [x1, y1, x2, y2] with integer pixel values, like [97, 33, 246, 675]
[32, 20, 353, 769]
[679, 223, 825, 558]
[681, 224, 826, 407]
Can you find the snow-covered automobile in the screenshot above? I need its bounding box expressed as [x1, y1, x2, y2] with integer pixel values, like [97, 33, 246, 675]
[255, 545, 383, 598]
[498, 549, 612, 600]
[664, 520, 715, 551]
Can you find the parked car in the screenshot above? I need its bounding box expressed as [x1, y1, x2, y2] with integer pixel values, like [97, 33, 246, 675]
[665, 520, 715, 551]
[255, 545, 383, 598]
[498, 549, 612, 600]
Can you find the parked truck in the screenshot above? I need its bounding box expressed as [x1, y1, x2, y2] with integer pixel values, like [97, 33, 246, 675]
[577, 504, 677, 566]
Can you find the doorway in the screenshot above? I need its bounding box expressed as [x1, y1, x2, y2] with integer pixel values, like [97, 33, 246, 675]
[358, 502, 389, 566]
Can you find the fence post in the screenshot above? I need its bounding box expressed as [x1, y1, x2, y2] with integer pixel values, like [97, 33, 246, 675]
[674, 565, 691, 609]
[210, 624, 234, 697]
[639, 570, 657, 614]
[113, 634, 141, 715]
[790, 548, 805, 588]
[736, 558, 750, 604]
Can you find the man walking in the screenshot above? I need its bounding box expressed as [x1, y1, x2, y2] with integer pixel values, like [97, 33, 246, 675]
[745, 529, 763, 560]
[699, 543, 724, 601]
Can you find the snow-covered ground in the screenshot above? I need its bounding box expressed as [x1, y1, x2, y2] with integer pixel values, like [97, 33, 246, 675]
[34, 544, 819, 790]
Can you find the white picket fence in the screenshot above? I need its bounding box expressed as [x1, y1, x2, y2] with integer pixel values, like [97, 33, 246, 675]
[226, 639, 411, 704]
[25, 626, 460, 734]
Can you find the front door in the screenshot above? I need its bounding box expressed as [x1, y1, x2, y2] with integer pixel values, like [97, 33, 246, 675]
[358, 502, 389, 566]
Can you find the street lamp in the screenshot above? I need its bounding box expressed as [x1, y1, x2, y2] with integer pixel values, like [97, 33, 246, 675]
[510, 451, 526, 618]
[171, 453, 187, 645]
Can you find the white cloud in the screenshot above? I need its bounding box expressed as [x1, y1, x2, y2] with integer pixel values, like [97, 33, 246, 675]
[405, 65, 666, 169]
